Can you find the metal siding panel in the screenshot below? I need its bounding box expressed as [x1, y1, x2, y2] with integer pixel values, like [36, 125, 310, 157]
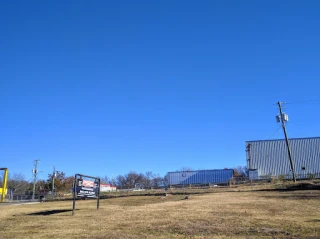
[167, 169, 233, 185]
[246, 137, 320, 178]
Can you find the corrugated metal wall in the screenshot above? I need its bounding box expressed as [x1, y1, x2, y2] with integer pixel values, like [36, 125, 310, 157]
[167, 169, 234, 185]
[246, 137, 320, 177]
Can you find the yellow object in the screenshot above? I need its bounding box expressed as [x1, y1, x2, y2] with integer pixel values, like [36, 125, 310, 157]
[0, 168, 8, 202]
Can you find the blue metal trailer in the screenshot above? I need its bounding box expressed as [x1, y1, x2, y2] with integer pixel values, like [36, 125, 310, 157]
[167, 169, 234, 186]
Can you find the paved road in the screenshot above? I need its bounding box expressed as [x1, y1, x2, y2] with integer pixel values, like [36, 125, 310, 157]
[0, 201, 40, 206]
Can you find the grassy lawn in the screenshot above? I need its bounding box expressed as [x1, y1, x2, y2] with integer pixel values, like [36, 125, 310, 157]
[0, 186, 319, 238]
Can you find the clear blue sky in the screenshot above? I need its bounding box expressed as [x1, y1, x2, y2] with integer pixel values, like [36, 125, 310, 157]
[1, 1, 319, 180]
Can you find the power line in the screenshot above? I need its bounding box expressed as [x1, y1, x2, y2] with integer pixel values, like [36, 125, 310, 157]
[287, 120, 308, 125]
[267, 125, 282, 140]
[285, 99, 320, 105]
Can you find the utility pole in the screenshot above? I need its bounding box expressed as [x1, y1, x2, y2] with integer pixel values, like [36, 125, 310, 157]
[32, 159, 39, 200]
[276, 101, 296, 182]
[52, 166, 56, 200]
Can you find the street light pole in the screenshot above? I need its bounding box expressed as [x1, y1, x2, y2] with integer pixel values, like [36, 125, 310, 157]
[32, 160, 39, 200]
[52, 166, 56, 200]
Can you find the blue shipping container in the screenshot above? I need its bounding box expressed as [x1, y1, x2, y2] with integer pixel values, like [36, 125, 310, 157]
[167, 169, 234, 185]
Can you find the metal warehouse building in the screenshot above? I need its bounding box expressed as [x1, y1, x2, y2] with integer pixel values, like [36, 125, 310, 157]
[167, 169, 234, 186]
[246, 137, 320, 179]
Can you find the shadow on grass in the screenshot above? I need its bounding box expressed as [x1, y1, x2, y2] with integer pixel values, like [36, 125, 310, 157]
[308, 219, 320, 223]
[27, 209, 77, 216]
[259, 193, 320, 200]
[254, 183, 320, 192]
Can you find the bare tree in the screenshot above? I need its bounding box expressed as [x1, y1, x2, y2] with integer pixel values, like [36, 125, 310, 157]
[115, 175, 126, 189]
[115, 171, 146, 189]
[177, 167, 193, 172]
[152, 175, 164, 188]
[7, 173, 31, 195]
[163, 174, 169, 187]
[125, 171, 144, 189]
[143, 171, 154, 188]
[101, 175, 110, 184]
[233, 166, 248, 177]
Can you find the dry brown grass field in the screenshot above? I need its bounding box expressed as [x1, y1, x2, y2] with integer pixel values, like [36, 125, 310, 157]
[0, 185, 319, 239]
